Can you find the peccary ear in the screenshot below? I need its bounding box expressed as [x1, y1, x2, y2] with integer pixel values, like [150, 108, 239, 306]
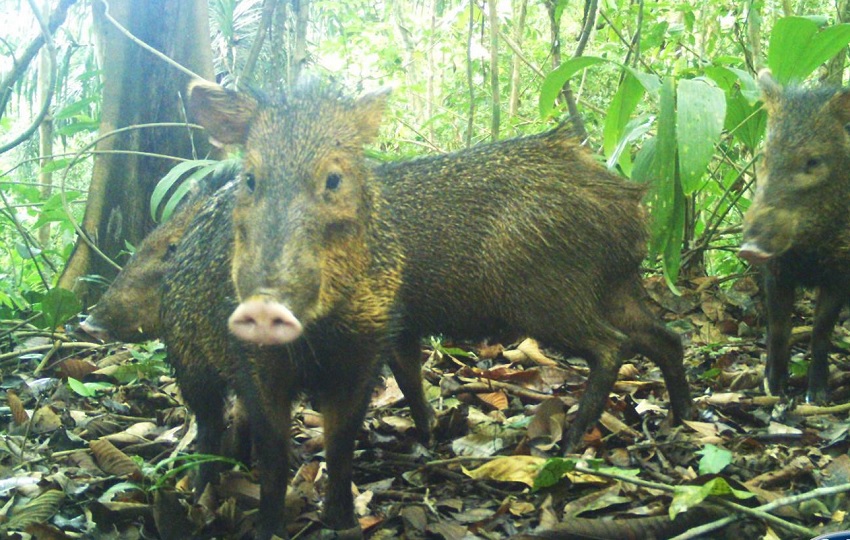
[757, 69, 782, 112]
[822, 88, 850, 131]
[187, 79, 258, 147]
[350, 89, 391, 145]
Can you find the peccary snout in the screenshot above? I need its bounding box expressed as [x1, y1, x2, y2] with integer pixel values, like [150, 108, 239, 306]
[228, 295, 304, 345]
[79, 316, 113, 342]
[738, 242, 773, 265]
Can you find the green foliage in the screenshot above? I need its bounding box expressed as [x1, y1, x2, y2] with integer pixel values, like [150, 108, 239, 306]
[125, 341, 170, 381]
[150, 159, 220, 223]
[697, 444, 733, 475]
[533, 457, 639, 490]
[35, 287, 82, 330]
[67, 377, 114, 398]
[670, 477, 755, 519]
[768, 17, 850, 83]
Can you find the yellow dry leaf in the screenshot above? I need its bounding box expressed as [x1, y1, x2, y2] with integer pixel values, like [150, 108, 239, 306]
[462, 455, 546, 487]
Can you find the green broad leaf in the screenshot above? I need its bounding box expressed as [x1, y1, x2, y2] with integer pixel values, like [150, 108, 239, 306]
[768, 17, 850, 83]
[670, 478, 755, 519]
[676, 78, 726, 194]
[158, 159, 236, 221]
[67, 377, 112, 398]
[67, 377, 94, 397]
[634, 78, 682, 291]
[39, 158, 74, 174]
[32, 191, 82, 230]
[603, 71, 646, 174]
[55, 119, 99, 136]
[533, 457, 578, 490]
[40, 287, 83, 329]
[697, 444, 733, 475]
[539, 56, 607, 118]
[15, 242, 40, 259]
[54, 96, 98, 120]
[606, 116, 653, 175]
[150, 159, 217, 222]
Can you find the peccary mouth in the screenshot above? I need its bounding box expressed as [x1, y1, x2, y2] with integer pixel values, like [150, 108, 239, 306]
[738, 242, 774, 265]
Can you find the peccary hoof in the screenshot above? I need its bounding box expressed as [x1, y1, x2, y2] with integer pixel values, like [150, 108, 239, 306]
[806, 385, 829, 405]
[305, 525, 363, 539]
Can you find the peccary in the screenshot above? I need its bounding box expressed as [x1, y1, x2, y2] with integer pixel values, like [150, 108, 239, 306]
[187, 79, 692, 537]
[189, 80, 409, 540]
[80, 166, 251, 493]
[739, 70, 850, 403]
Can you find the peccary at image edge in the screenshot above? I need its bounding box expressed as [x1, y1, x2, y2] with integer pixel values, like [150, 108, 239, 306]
[740, 69, 850, 404]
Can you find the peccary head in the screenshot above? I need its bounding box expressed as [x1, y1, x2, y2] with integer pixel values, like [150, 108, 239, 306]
[80, 186, 207, 342]
[187, 80, 393, 346]
[740, 70, 850, 264]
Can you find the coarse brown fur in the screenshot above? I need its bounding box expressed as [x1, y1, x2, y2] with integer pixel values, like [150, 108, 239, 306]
[188, 78, 691, 538]
[741, 70, 850, 403]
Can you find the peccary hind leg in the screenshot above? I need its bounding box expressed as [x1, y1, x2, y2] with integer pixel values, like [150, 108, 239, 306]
[561, 337, 625, 453]
[389, 332, 435, 445]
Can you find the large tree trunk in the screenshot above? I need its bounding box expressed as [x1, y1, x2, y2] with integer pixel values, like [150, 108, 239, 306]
[58, 0, 214, 307]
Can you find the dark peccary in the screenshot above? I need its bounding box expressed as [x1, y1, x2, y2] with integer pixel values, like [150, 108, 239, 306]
[187, 79, 692, 538]
[80, 167, 251, 495]
[739, 70, 850, 403]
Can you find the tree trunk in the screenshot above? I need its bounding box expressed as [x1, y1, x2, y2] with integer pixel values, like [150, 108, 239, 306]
[825, 0, 850, 85]
[58, 0, 214, 307]
[508, 0, 528, 117]
[38, 0, 54, 250]
[488, 0, 500, 141]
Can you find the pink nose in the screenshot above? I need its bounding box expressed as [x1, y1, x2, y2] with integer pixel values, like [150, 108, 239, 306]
[738, 242, 773, 265]
[228, 298, 303, 345]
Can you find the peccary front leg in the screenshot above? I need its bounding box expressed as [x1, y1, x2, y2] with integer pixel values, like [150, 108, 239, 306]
[389, 333, 435, 445]
[317, 358, 378, 538]
[808, 285, 847, 403]
[173, 361, 228, 496]
[251, 400, 292, 540]
[764, 266, 795, 396]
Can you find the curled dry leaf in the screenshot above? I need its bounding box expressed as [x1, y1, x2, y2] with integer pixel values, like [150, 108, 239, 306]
[6, 391, 29, 426]
[4, 489, 65, 531]
[57, 358, 98, 381]
[31, 405, 62, 434]
[477, 390, 509, 411]
[618, 363, 640, 380]
[90, 438, 142, 479]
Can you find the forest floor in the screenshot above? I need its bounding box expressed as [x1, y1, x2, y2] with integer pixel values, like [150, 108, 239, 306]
[3, 273, 850, 540]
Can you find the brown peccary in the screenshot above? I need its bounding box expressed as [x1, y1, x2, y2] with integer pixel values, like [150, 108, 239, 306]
[188, 80, 409, 540]
[79, 166, 252, 494]
[739, 70, 850, 403]
[188, 79, 692, 537]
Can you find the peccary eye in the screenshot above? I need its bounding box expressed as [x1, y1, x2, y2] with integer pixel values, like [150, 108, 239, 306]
[804, 158, 822, 172]
[325, 173, 342, 191]
[166, 243, 178, 255]
[244, 173, 256, 192]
